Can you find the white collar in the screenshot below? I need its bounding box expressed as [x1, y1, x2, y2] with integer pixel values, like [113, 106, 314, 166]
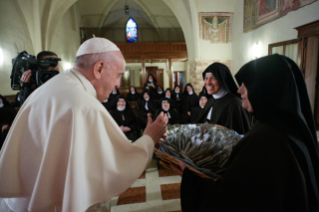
[212, 87, 228, 99]
[117, 106, 125, 111]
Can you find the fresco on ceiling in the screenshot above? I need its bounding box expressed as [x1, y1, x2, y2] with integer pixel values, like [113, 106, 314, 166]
[199, 12, 233, 44]
[244, 0, 318, 32]
[126, 18, 138, 43]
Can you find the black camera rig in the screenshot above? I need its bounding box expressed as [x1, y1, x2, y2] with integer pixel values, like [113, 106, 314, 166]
[10, 51, 61, 90]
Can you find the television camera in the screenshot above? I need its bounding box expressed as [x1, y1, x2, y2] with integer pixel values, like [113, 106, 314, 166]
[11, 51, 61, 90]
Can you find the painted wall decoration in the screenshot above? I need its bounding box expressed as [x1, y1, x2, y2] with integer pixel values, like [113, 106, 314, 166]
[199, 12, 233, 44]
[244, 0, 318, 32]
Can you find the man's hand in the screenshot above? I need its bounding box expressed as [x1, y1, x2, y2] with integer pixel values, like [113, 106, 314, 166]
[143, 112, 168, 147]
[20, 70, 32, 83]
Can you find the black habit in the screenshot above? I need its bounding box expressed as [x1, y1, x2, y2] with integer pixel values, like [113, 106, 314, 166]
[155, 86, 165, 100]
[109, 96, 140, 141]
[126, 86, 140, 102]
[197, 93, 250, 135]
[0, 95, 17, 147]
[154, 98, 180, 125]
[137, 90, 158, 129]
[190, 106, 203, 123]
[181, 83, 199, 124]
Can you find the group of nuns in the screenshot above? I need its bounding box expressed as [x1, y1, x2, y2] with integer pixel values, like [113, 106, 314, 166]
[103, 74, 210, 141]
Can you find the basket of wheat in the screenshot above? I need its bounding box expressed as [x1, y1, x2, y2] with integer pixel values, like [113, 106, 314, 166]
[154, 123, 243, 181]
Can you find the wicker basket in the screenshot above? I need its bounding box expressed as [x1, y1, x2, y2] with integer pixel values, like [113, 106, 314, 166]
[154, 147, 220, 181]
[154, 123, 231, 181]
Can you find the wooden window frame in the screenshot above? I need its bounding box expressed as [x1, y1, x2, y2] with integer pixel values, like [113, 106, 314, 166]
[268, 39, 301, 56]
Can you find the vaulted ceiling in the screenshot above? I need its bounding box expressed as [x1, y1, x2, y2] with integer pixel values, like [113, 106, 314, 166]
[75, 0, 182, 29]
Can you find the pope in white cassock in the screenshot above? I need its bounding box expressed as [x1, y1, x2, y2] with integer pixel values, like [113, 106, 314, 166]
[0, 37, 168, 212]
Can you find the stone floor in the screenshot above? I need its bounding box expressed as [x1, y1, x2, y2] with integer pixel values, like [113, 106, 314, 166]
[103, 158, 182, 212]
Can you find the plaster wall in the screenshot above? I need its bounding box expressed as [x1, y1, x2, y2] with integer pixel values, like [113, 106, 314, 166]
[196, 0, 236, 61]
[232, 0, 319, 75]
[51, 4, 81, 73]
[0, 1, 34, 96]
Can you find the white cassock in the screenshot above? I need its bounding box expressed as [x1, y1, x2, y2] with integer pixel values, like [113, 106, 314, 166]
[0, 69, 154, 212]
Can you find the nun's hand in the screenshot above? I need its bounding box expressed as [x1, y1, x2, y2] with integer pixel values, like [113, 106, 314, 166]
[170, 161, 186, 177]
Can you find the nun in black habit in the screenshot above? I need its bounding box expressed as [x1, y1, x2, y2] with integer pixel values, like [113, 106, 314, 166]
[195, 62, 251, 135]
[178, 55, 319, 212]
[126, 86, 140, 102]
[174, 85, 183, 111]
[109, 95, 140, 142]
[180, 83, 199, 124]
[154, 97, 180, 125]
[10, 92, 21, 108]
[155, 86, 165, 100]
[173, 85, 182, 100]
[108, 87, 120, 105]
[137, 90, 158, 129]
[143, 74, 158, 97]
[164, 88, 178, 109]
[190, 94, 207, 123]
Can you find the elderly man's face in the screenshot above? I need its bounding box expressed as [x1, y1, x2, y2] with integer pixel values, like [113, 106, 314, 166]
[97, 52, 125, 101]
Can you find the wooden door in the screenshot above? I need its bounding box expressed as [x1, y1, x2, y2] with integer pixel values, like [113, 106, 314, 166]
[156, 69, 164, 87]
[145, 66, 163, 87]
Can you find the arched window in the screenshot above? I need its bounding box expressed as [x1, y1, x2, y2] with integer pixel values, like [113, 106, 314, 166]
[126, 18, 138, 43]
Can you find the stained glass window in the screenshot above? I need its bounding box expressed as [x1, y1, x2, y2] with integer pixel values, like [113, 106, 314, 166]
[126, 18, 137, 43]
